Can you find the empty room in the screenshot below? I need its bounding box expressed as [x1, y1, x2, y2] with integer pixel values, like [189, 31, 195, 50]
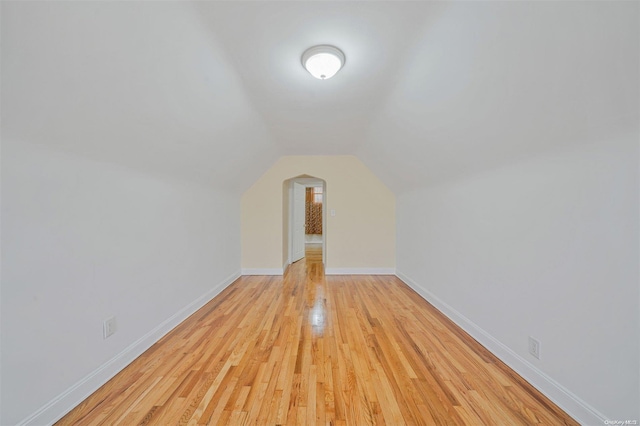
[1, 1, 638, 425]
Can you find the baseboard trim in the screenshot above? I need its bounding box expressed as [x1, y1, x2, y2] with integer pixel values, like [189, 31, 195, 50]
[17, 270, 242, 426]
[241, 268, 283, 276]
[325, 267, 396, 275]
[395, 271, 607, 426]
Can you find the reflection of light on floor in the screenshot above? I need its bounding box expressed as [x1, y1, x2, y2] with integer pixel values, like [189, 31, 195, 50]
[304, 244, 326, 335]
[311, 303, 325, 326]
[309, 285, 326, 335]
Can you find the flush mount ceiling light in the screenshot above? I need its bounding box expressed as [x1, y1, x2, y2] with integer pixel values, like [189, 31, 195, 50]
[301, 45, 345, 80]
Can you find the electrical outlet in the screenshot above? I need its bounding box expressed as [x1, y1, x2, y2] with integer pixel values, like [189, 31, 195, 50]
[103, 316, 117, 339]
[528, 336, 540, 359]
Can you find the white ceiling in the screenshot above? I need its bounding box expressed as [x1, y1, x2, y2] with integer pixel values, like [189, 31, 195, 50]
[2, 1, 637, 193]
[193, 1, 439, 156]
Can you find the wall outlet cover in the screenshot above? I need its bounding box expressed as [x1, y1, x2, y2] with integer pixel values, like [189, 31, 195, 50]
[103, 316, 117, 339]
[528, 336, 540, 359]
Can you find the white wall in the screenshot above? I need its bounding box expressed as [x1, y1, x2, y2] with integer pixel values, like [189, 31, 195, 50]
[396, 133, 639, 422]
[0, 141, 241, 425]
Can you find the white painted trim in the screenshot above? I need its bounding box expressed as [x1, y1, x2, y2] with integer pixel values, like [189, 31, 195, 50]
[325, 268, 396, 275]
[283, 262, 290, 274]
[305, 235, 323, 244]
[241, 268, 283, 276]
[395, 271, 607, 426]
[17, 270, 242, 426]
[288, 181, 293, 267]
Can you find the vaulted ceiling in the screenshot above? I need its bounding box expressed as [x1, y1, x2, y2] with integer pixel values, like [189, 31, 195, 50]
[3, 1, 637, 193]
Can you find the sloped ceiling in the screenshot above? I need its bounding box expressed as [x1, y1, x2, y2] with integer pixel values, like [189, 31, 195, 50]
[2, 1, 637, 193]
[2, 1, 278, 191]
[360, 1, 639, 191]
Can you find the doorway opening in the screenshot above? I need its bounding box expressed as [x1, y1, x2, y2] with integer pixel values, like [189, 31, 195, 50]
[283, 176, 326, 272]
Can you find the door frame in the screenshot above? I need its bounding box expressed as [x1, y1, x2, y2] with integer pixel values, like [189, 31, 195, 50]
[291, 182, 306, 263]
[286, 176, 326, 268]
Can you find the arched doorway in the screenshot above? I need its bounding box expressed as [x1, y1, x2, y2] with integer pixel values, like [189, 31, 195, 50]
[282, 175, 326, 271]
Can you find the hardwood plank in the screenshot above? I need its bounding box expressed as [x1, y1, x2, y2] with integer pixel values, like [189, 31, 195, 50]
[57, 245, 578, 425]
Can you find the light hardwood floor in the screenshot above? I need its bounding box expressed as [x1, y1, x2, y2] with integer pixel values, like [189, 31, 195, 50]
[58, 245, 577, 425]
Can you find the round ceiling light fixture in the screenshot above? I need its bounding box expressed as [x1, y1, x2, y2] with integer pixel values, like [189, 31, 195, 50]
[301, 45, 345, 80]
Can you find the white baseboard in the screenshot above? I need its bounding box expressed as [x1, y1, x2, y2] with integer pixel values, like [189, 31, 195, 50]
[241, 268, 283, 275]
[325, 267, 396, 275]
[18, 270, 241, 426]
[395, 271, 607, 426]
